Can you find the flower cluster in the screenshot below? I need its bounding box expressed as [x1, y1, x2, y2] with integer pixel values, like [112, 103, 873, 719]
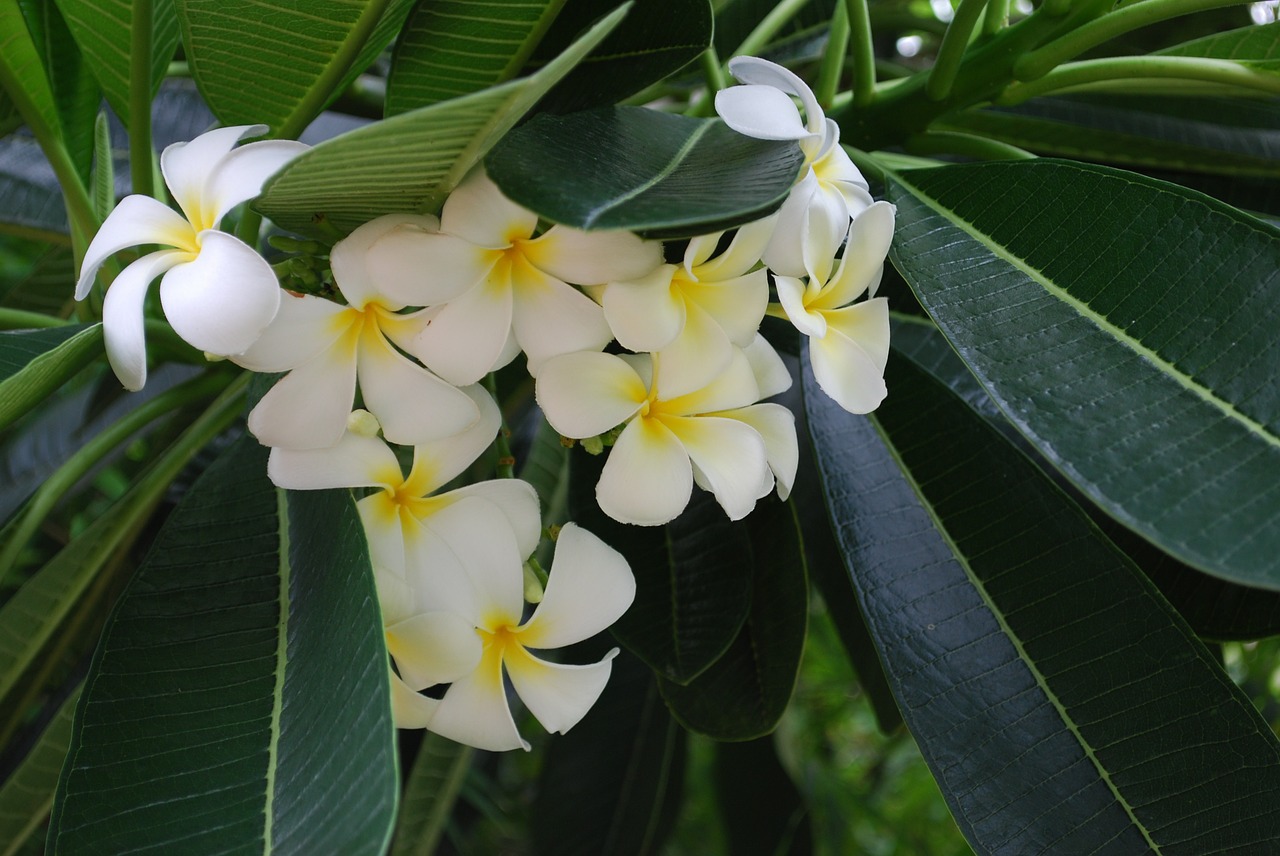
[73, 57, 894, 751]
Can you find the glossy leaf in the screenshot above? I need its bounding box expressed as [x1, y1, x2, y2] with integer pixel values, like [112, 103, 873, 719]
[0, 687, 79, 856]
[486, 107, 803, 236]
[568, 447, 752, 684]
[527, 0, 712, 115]
[713, 0, 834, 56]
[0, 325, 100, 432]
[386, 0, 565, 115]
[657, 495, 808, 741]
[714, 736, 813, 856]
[52, 0, 178, 128]
[1158, 19, 1280, 61]
[532, 650, 685, 856]
[806, 348, 1280, 854]
[0, 2, 61, 146]
[25, 0, 99, 184]
[888, 160, 1280, 588]
[389, 734, 471, 856]
[48, 438, 397, 854]
[256, 5, 626, 235]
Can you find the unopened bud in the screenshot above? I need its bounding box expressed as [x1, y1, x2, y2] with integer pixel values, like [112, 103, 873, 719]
[581, 435, 604, 455]
[203, 351, 227, 363]
[522, 562, 545, 603]
[347, 409, 382, 437]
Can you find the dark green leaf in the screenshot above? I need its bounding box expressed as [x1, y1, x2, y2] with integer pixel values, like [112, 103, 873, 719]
[256, 5, 625, 235]
[532, 650, 685, 856]
[806, 348, 1280, 854]
[888, 160, 1280, 588]
[657, 495, 807, 740]
[568, 447, 752, 684]
[0, 324, 100, 432]
[0, 686, 79, 856]
[1158, 19, 1280, 61]
[386, 0, 565, 115]
[48, 438, 397, 854]
[528, 0, 712, 115]
[714, 736, 812, 856]
[25, 0, 100, 185]
[712, 0, 834, 57]
[0, 2, 61, 145]
[390, 734, 471, 856]
[486, 107, 803, 236]
[0, 134, 73, 240]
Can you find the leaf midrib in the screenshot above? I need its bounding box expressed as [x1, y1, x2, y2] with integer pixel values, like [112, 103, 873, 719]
[261, 489, 290, 854]
[893, 169, 1280, 452]
[580, 120, 716, 228]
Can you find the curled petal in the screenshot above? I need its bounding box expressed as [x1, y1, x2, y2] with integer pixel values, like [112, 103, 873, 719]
[360, 494, 409, 584]
[536, 351, 647, 439]
[661, 345, 760, 416]
[267, 431, 402, 492]
[399, 512, 478, 621]
[102, 250, 186, 390]
[726, 56, 825, 135]
[203, 139, 308, 226]
[661, 415, 771, 521]
[652, 302, 735, 400]
[390, 671, 439, 730]
[387, 611, 483, 690]
[330, 214, 429, 309]
[600, 265, 684, 353]
[159, 230, 280, 356]
[232, 293, 350, 373]
[77, 195, 195, 300]
[418, 496, 526, 630]
[596, 417, 692, 526]
[715, 85, 812, 141]
[717, 403, 798, 500]
[505, 645, 617, 735]
[357, 330, 479, 446]
[518, 523, 634, 650]
[368, 226, 491, 307]
[775, 275, 826, 338]
[403, 384, 501, 494]
[692, 216, 775, 281]
[510, 259, 613, 374]
[809, 298, 891, 414]
[441, 169, 536, 247]
[428, 645, 529, 751]
[161, 125, 266, 226]
[411, 277, 514, 386]
[447, 480, 542, 561]
[812, 201, 895, 309]
[247, 335, 358, 449]
[764, 173, 849, 282]
[523, 226, 662, 285]
[681, 269, 769, 346]
[744, 334, 793, 399]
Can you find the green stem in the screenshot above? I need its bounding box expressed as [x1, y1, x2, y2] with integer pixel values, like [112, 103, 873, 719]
[816, 1, 850, 108]
[128, 0, 154, 198]
[484, 373, 515, 479]
[686, 47, 727, 117]
[983, 0, 1010, 34]
[0, 372, 231, 586]
[236, 209, 264, 248]
[1001, 56, 1280, 104]
[1014, 0, 1250, 80]
[497, 0, 568, 83]
[906, 130, 1036, 160]
[733, 0, 811, 57]
[927, 0, 993, 101]
[0, 308, 67, 329]
[846, 0, 876, 106]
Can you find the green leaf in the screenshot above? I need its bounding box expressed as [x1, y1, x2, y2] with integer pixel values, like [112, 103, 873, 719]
[52, 0, 178, 129]
[386, 0, 566, 115]
[887, 160, 1280, 588]
[568, 447, 753, 685]
[175, 0, 395, 137]
[713, 737, 813, 856]
[48, 438, 398, 854]
[0, 1, 61, 144]
[657, 495, 807, 740]
[713, 0, 834, 56]
[0, 687, 79, 856]
[0, 325, 100, 432]
[256, 4, 626, 236]
[532, 650, 686, 856]
[527, 0, 712, 115]
[390, 735, 471, 856]
[486, 107, 803, 236]
[0, 135, 73, 240]
[806, 348, 1280, 853]
[24, 0, 100, 185]
[1158, 20, 1280, 61]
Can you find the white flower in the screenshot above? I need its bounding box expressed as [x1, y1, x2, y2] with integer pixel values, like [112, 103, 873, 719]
[74, 125, 307, 390]
[399, 521, 635, 751]
[595, 218, 772, 398]
[715, 57, 874, 281]
[774, 204, 894, 413]
[404, 170, 663, 384]
[536, 342, 795, 526]
[234, 213, 479, 450]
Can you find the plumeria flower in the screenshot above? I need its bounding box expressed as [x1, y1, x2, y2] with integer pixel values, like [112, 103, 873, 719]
[773, 204, 894, 414]
[715, 57, 874, 281]
[74, 125, 307, 390]
[266, 387, 541, 623]
[234, 213, 479, 449]
[594, 218, 772, 398]
[391, 519, 635, 750]
[405, 169, 662, 384]
[537, 343, 794, 526]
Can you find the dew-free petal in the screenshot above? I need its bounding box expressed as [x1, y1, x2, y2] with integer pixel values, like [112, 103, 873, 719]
[517, 523, 634, 650]
[504, 645, 617, 735]
[596, 416, 692, 526]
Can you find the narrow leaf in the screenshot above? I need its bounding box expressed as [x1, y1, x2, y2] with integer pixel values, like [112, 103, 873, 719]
[888, 160, 1280, 588]
[48, 438, 397, 854]
[486, 107, 804, 236]
[0, 686, 79, 856]
[0, 1, 61, 144]
[806, 348, 1280, 853]
[27, 0, 100, 184]
[256, 4, 627, 235]
[0, 325, 101, 432]
[390, 735, 471, 856]
[1158, 19, 1280, 61]
[0, 134, 73, 240]
[89, 111, 111, 219]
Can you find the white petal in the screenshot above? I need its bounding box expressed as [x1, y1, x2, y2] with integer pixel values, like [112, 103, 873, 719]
[428, 644, 528, 751]
[418, 496, 526, 629]
[101, 251, 185, 390]
[447, 480, 542, 561]
[535, 351, 647, 439]
[411, 279, 514, 386]
[368, 225, 490, 307]
[360, 495, 409, 584]
[715, 85, 811, 141]
[159, 231, 280, 356]
[76, 195, 195, 300]
[376, 565, 415, 625]
[403, 383, 501, 493]
[827, 297, 890, 372]
[267, 431, 401, 491]
[661, 345, 760, 416]
[661, 415, 770, 521]
[763, 173, 848, 282]
[652, 302, 735, 400]
[441, 169, 535, 247]
[161, 125, 266, 225]
[810, 299, 890, 414]
[357, 330, 480, 446]
[718, 403, 798, 500]
[247, 336, 357, 449]
[776, 274, 826, 338]
[390, 671, 439, 730]
[203, 139, 308, 226]
[813, 201, 895, 309]
[692, 216, 774, 281]
[232, 292, 349, 373]
[399, 511, 479, 621]
[386, 611, 483, 690]
[518, 523, 634, 650]
[505, 644, 617, 735]
[595, 417, 692, 526]
[727, 56, 825, 134]
[744, 334, 793, 399]
[523, 227, 662, 285]
[600, 265, 684, 353]
[511, 261, 614, 374]
[814, 139, 870, 195]
[681, 269, 769, 346]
